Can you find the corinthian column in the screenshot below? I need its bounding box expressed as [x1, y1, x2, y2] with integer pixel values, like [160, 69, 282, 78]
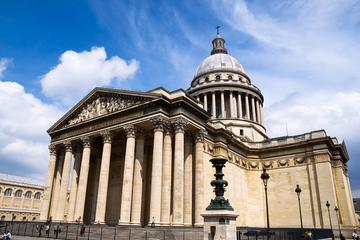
[229, 91, 234, 118]
[55, 142, 73, 221]
[250, 95, 256, 121]
[172, 117, 187, 225]
[131, 130, 145, 225]
[203, 94, 208, 112]
[67, 146, 82, 222]
[160, 124, 172, 225]
[212, 92, 216, 118]
[40, 145, 57, 221]
[256, 99, 261, 123]
[245, 93, 250, 120]
[220, 91, 225, 118]
[50, 151, 64, 218]
[194, 130, 206, 226]
[74, 137, 92, 222]
[149, 117, 165, 225]
[184, 134, 193, 226]
[237, 92, 243, 119]
[119, 125, 137, 224]
[95, 131, 112, 224]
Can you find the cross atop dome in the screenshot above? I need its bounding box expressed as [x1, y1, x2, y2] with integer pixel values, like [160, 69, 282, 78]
[211, 26, 228, 55]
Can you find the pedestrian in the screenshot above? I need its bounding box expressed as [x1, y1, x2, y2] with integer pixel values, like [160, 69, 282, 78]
[45, 224, 50, 236]
[80, 225, 85, 236]
[353, 230, 359, 240]
[54, 223, 61, 239]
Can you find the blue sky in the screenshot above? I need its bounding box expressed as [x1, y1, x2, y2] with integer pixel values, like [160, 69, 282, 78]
[0, 0, 360, 196]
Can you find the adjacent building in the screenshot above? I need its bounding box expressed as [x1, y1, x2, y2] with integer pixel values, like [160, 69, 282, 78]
[40, 33, 358, 229]
[0, 173, 44, 221]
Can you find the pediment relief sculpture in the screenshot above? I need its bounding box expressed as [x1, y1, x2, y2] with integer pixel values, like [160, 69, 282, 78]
[65, 96, 144, 127]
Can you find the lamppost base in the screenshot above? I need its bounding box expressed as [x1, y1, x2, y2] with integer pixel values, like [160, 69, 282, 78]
[201, 209, 238, 240]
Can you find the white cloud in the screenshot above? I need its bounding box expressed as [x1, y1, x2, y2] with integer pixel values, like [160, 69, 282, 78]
[0, 81, 63, 181]
[40, 47, 139, 105]
[265, 90, 360, 141]
[0, 58, 10, 79]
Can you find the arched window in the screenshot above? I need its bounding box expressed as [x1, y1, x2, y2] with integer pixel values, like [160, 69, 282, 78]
[4, 188, 12, 197]
[34, 192, 41, 200]
[24, 191, 32, 199]
[32, 217, 36, 221]
[205, 77, 209, 82]
[228, 75, 233, 80]
[215, 75, 221, 81]
[15, 190, 23, 198]
[22, 216, 27, 221]
[0, 216, 5, 221]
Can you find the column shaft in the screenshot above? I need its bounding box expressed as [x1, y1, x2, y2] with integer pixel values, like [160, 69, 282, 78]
[119, 126, 136, 224]
[67, 148, 82, 221]
[203, 93, 208, 112]
[39, 146, 57, 220]
[172, 118, 187, 225]
[220, 91, 225, 118]
[260, 104, 264, 124]
[238, 92, 243, 119]
[194, 130, 206, 226]
[212, 92, 216, 118]
[229, 91, 234, 118]
[74, 138, 91, 222]
[245, 93, 250, 120]
[149, 117, 164, 224]
[160, 130, 172, 225]
[50, 152, 64, 218]
[55, 143, 73, 221]
[183, 135, 193, 226]
[256, 99, 261, 124]
[131, 133, 145, 225]
[95, 132, 112, 223]
[251, 95, 256, 121]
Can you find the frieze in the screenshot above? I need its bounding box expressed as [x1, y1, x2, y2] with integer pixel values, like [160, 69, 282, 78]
[277, 159, 289, 167]
[262, 160, 273, 169]
[65, 96, 143, 127]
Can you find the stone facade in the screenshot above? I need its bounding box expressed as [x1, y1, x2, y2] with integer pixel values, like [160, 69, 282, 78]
[0, 174, 44, 221]
[40, 34, 358, 230]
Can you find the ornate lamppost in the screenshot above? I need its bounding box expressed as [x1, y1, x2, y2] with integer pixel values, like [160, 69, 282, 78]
[295, 184, 303, 233]
[334, 206, 342, 239]
[260, 169, 270, 240]
[206, 157, 233, 211]
[326, 201, 334, 240]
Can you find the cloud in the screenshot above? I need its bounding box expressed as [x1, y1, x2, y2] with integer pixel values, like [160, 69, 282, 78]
[40, 47, 139, 105]
[0, 58, 10, 79]
[0, 81, 63, 181]
[265, 90, 360, 140]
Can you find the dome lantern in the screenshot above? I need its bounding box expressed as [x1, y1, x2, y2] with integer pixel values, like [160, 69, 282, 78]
[211, 26, 228, 55]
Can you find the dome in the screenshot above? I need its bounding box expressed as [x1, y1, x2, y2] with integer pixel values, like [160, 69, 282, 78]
[194, 53, 245, 79]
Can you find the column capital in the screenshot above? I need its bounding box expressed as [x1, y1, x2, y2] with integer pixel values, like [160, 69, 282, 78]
[124, 124, 136, 138]
[150, 116, 166, 132]
[63, 141, 72, 152]
[195, 129, 207, 143]
[81, 136, 92, 148]
[101, 130, 112, 144]
[49, 144, 57, 155]
[172, 117, 188, 133]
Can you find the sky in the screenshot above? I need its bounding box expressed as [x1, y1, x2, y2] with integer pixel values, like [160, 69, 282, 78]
[0, 0, 359, 196]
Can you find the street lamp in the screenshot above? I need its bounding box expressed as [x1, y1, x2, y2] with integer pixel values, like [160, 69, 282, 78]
[325, 201, 334, 240]
[295, 184, 303, 232]
[334, 206, 342, 239]
[261, 169, 270, 240]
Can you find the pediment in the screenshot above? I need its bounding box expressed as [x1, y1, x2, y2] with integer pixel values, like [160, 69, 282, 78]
[49, 87, 159, 132]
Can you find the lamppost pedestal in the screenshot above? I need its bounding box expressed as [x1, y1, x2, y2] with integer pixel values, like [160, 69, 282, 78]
[201, 210, 238, 240]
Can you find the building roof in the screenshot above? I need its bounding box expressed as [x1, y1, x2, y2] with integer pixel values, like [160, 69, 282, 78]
[0, 173, 44, 187]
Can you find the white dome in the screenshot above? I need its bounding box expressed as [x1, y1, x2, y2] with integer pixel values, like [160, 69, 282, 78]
[194, 53, 245, 78]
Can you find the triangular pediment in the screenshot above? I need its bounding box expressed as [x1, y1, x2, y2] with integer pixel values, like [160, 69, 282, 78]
[48, 87, 160, 132]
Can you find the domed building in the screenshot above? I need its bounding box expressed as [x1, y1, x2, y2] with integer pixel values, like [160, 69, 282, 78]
[40, 33, 358, 232]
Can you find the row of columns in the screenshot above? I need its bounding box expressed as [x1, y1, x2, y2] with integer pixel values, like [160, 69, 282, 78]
[40, 117, 206, 226]
[196, 90, 264, 124]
